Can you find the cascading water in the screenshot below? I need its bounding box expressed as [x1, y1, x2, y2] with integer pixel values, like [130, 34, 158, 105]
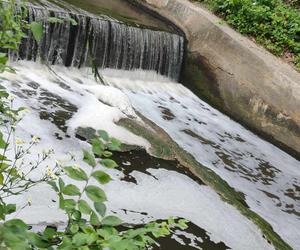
[13, 4, 184, 80]
[2, 2, 300, 250]
[1, 62, 275, 250]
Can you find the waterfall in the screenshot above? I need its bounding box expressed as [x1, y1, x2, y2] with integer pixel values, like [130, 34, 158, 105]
[13, 5, 184, 80]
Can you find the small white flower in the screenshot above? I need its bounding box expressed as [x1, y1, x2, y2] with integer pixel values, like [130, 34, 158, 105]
[17, 170, 24, 177]
[72, 164, 80, 170]
[43, 149, 54, 156]
[46, 166, 57, 180]
[8, 94, 15, 101]
[7, 110, 17, 119]
[15, 108, 29, 121]
[15, 138, 25, 145]
[31, 135, 40, 143]
[27, 197, 32, 206]
[55, 160, 63, 168]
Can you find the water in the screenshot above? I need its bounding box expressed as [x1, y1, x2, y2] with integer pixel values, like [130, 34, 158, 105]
[4, 2, 299, 249]
[0, 61, 279, 250]
[107, 71, 300, 249]
[12, 4, 184, 80]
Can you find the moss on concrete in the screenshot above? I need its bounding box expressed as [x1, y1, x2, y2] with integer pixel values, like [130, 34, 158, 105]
[181, 52, 225, 111]
[117, 118, 174, 159]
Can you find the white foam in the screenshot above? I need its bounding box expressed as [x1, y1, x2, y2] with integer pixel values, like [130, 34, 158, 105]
[112, 77, 300, 249]
[0, 61, 281, 249]
[3, 62, 150, 149]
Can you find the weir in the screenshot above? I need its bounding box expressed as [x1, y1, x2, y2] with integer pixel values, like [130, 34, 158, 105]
[13, 4, 184, 80]
[2, 1, 300, 250]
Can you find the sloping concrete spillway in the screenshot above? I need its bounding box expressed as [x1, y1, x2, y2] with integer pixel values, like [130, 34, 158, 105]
[130, 0, 300, 159]
[2, 1, 300, 250]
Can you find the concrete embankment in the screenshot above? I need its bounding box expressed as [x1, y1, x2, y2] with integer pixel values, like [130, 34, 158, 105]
[128, 0, 300, 159]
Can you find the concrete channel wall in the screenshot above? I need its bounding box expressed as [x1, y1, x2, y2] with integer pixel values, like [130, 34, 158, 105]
[128, 0, 300, 159]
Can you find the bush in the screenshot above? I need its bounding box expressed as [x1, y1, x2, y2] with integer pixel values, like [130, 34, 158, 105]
[197, 0, 300, 70]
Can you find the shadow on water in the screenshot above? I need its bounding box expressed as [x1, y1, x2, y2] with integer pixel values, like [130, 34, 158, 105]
[112, 149, 204, 186]
[112, 150, 230, 250]
[153, 221, 230, 250]
[74, 129, 229, 250]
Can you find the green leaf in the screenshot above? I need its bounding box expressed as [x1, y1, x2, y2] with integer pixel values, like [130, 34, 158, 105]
[100, 159, 118, 169]
[64, 199, 77, 210]
[90, 211, 100, 226]
[72, 233, 87, 246]
[59, 194, 65, 209]
[0, 162, 10, 172]
[72, 210, 82, 221]
[85, 185, 106, 202]
[101, 216, 123, 226]
[4, 219, 28, 233]
[30, 22, 44, 42]
[86, 232, 98, 245]
[28, 232, 52, 248]
[48, 181, 59, 192]
[0, 131, 7, 149]
[0, 173, 4, 185]
[70, 224, 79, 234]
[91, 138, 104, 157]
[102, 150, 113, 158]
[83, 150, 96, 167]
[97, 227, 118, 239]
[78, 200, 92, 215]
[178, 219, 189, 230]
[92, 170, 112, 184]
[94, 202, 106, 217]
[167, 217, 175, 225]
[0, 54, 8, 67]
[98, 130, 109, 141]
[57, 236, 72, 249]
[43, 226, 57, 240]
[58, 177, 65, 191]
[5, 204, 16, 215]
[107, 138, 121, 151]
[62, 184, 81, 196]
[0, 90, 9, 98]
[64, 166, 88, 181]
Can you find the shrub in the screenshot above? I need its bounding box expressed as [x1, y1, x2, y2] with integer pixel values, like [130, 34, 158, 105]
[197, 0, 300, 70]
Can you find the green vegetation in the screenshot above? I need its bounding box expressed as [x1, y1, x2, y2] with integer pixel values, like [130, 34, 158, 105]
[195, 0, 300, 69]
[0, 0, 27, 73]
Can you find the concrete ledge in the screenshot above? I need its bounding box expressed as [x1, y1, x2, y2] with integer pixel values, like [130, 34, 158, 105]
[130, 0, 300, 158]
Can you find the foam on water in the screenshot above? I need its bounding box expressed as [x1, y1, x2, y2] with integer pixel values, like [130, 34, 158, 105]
[104, 73, 300, 249]
[2, 61, 296, 249]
